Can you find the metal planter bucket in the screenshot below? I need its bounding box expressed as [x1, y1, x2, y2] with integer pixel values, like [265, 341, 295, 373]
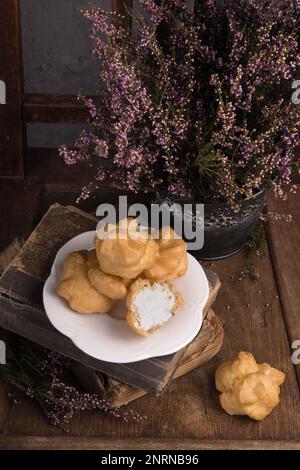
[155, 190, 268, 260]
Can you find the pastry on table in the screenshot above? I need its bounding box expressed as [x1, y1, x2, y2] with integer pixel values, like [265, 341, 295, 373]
[94, 218, 158, 279]
[57, 251, 114, 314]
[126, 278, 183, 336]
[144, 226, 188, 282]
[215, 351, 285, 421]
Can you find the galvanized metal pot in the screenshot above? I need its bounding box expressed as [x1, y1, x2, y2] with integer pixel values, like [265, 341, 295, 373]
[155, 190, 268, 260]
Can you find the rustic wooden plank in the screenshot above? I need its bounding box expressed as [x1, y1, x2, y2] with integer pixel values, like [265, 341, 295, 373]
[27, 148, 153, 215]
[24, 94, 89, 124]
[41, 188, 147, 216]
[0, 0, 24, 177]
[28, 148, 116, 190]
[72, 237, 298, 441]
[0, 241, 20, 434]
[27, 148, 147, 209]
[265, 189, 300, 387]
[0, 383, 9, 434]
[0, 192, 297, 442]
[0, 178, 43, 252]
[0, 436, 299, 450]
[3, 235, 299, 441]
[27, 148, 152, 211]
[199, 239, 300, 440]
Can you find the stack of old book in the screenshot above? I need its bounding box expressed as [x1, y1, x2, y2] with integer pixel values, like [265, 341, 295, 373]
[0, 204, 223, 406]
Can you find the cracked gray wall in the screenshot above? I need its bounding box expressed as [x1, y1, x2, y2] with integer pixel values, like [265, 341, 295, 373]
[21, 0, 196, 147]
[20, 0, 109, 147]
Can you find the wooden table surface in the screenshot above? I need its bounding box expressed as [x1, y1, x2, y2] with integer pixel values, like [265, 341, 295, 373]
[0, 177, 299, 450]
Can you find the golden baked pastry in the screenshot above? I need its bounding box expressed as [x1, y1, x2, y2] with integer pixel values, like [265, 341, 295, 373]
[84, 249, 100, 269]
[94, 218, 158, 279]
[88, 268, 128, 300]
[144, 227, 188, 282]
[126, 278, 183, 336]
[57, 251, 114, 314]
[215, 351, 285, 421]
[73, 249, 128, 300]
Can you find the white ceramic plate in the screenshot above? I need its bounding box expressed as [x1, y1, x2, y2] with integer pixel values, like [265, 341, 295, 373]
[43, 231, 209, 363]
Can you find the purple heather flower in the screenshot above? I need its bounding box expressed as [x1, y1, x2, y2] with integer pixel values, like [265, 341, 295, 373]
[59, 1, 299, 205]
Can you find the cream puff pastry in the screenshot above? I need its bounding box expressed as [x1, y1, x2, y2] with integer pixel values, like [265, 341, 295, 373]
[215, 351, 285, 421]
[57, 251, 114, 314]
[144, 226, 188, 282]
[94, 218, 158, 279]
[126, 278, 183, 336]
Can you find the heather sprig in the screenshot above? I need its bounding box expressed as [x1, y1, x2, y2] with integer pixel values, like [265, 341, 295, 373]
[0, 338, 146, 430]
[60, 0, 299, 206]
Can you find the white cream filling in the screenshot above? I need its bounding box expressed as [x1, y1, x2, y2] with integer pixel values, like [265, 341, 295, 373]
[133, 283, 175, 330]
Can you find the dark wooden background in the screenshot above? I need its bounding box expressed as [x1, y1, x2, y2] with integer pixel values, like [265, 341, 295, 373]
[0, 0, 299, 450]
[0, 0, 132, 181]
[0, 191, 299, 449]
[0, 0, 137, 254]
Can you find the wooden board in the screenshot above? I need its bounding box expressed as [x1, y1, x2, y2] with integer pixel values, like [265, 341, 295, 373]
[1, 230, 299, 446]
[24, 94, 89, 124]
[0, 0, 24, 177]
[0, 185, 299, 449]
[265, 191, 300, 387]
[0, 436, 300, 451]
[0, 177, 43, 252]
[0, 205, 222, 393]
